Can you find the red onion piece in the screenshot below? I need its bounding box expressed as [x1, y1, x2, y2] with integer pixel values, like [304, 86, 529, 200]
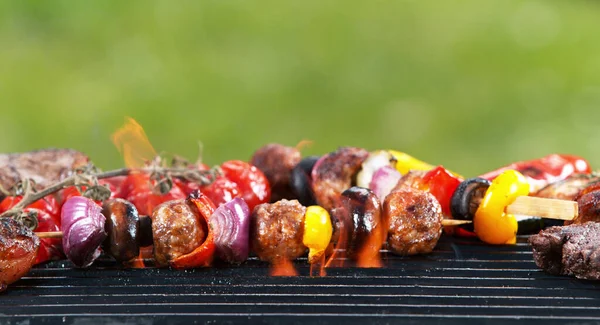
[210, 197, 250, 264]
[61, 196, 107, 267]
[370, 166, 402, 204]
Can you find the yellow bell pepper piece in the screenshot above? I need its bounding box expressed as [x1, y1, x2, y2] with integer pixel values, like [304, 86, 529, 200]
[303, 205, 333, 263]
[388, 150, 435, 175]
[474, 170, 529, 245]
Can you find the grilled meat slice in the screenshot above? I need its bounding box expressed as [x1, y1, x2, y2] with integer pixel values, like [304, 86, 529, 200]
[0, 149, 89, 196]
[533, 174, 600, 201]
[529, 222, 600, 280]
[0, 218, 40, 292]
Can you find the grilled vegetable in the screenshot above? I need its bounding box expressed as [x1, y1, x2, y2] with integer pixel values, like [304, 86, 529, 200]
[474, 170, 529, 245]
[210, 197, 251, 264]
[61, 196, 107, 267]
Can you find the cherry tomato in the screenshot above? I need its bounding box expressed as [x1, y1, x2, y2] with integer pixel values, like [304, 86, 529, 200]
[124, 173, 186, 216]
[220, 160, 271, 211]
[0, 196, 60, 226]
[29, 207, 63, 264]
[200, 177, 240, 207]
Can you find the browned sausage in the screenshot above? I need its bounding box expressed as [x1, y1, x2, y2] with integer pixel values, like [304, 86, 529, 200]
[151, 199, 207, 267]
[251, 199, 306, 262]
[383, 188, 442, 255]
[312, 147, 369, 211]
[0, 218, 40, 292]
[250, 144, 301, 202]
[390, 170, 427, 193]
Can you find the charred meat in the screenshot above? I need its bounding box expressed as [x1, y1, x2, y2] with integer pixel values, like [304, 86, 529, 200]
[383, 188, 443, 255]
[533, 174, 600, 201]
[529, 222, 600, 280]
[151, 199, 208, 267]
[312, 147, 369, 211]
[250, 199, 306, 262]
[0, 149, 89, 194]
[0, 218, 40, 292]
[250, 144, 301, 202]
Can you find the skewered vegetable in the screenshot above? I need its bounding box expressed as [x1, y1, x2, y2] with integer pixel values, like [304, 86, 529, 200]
[302, 205, 332, 264]
[210, 197, 251, 264]
[102, 199, 140, 262]
[474, 170, 529, 245]
[290, 156, 320, 206]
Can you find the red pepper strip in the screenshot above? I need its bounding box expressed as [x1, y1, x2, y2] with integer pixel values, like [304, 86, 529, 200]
[418, 166, 463, 217]
[170, 192, 217, 269]
[479, 154, 592, 192]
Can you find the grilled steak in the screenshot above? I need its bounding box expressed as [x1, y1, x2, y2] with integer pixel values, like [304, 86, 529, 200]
[0, 149, 89, 196]
[529, 222, 600, 280]
[533, 174, 600, 201]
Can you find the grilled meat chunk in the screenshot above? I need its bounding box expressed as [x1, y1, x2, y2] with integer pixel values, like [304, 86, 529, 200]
[312, 147, 369, 211]
[0, 149, 89, 196]
[383, 188, 443, 255]
[250, 144, 301, 202]
[151, 199, 208, 267]
[533, 174, 600, 201]
[529, 222, 600, 280]
[0, 218, 40, 292]
[250, 199, 306, 262]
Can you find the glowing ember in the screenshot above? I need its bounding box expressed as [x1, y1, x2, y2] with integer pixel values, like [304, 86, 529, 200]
[112, 117, 157, 168]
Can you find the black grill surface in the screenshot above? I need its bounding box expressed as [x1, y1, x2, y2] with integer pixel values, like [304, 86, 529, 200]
[2, 236, 600, 325]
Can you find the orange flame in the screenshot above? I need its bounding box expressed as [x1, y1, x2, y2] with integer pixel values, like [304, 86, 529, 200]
[309, 254, 327, 277]
[112, 117, 157, 168]
[355, 225, 385, 268]
[270, 259, 298, 276]
[295, 139, 314, 152]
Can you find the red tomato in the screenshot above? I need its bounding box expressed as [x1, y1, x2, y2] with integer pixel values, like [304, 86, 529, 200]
[200, 177, 240, 207]
[0, 196, 60, 226]
[29, 207, 63, 264]
[220, 160, 271, 211]
[124, 173, 186, 216]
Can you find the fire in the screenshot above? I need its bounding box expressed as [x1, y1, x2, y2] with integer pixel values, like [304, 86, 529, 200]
[355, 225, 385, 268]
[270, 259, 298, 276]
[111, 117, 157, 169]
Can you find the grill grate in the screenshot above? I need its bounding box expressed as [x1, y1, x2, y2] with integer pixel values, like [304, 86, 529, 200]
[2, 236, 600, 325]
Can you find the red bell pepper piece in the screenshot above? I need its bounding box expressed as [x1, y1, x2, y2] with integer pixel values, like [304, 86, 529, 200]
[480, 154, 592, 192]
[170, 191, 216, 269]
[418, 166, 463, 217]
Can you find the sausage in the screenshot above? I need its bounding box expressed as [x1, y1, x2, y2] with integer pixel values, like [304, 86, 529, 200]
[151, 199, 208, 267]
[250, 144, 301, 202]
[0, 218, 40, 292]
[102, 199, 140, 262]
[383, 188, 443, 255]
[390, 170, 427, 193]
[250, 199, 306, 262]
[312, 147, 369, 211]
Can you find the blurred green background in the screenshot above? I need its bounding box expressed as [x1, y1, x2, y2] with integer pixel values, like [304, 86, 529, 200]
[1, 0, 600, 176]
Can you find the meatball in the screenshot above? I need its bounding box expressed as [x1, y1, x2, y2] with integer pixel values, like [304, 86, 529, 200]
[250, 143, 301, 202]
[312, 147, 369, 211]
[151, 199, 207, 267]
[251, 199, 306, 262]
[0, 218, 40, 292]
[384, 188, 443, 255]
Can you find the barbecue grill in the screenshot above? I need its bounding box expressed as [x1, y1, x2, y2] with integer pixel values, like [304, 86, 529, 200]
[2, 235, 599, 325]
